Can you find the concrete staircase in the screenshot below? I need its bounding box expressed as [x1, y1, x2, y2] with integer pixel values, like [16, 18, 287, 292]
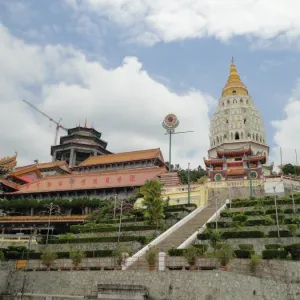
[127, 205, 218, 269]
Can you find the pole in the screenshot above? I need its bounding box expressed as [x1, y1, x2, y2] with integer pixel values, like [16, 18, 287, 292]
[280, 147, 283, 173]
[296, 149, 298, 176]
[187, 162, 191, 205]
[290, 176, 295, 213]
[228, 186, 231, 209]
[215, 197, 218, 231]
[113, 192, 117, 219]
[117, 199, 123, 243]
[273, 186, 280, 238]
[46, 203, 53, 245]
[20, 227, 33, 300]
[169, 131, 172, 172]
[249, 163, 253, 198]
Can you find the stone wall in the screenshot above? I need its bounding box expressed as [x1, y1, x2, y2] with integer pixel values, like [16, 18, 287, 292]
[4, 269, 300, 300]
[195, 237, 300, 254]
[0, 241, 142, 252]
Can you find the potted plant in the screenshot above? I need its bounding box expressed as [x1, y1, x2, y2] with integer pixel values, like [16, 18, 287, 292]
[41, 247, 57, 271]
[215, 244, 234, 271]
[249, 254, 261, 275]
[69, 250, 85, 270]
[183, 245, 199, 270]
[112, 245, 130, 270]
[145, 247, 159, 271]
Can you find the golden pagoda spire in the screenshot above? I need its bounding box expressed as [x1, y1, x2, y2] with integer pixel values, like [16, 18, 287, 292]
[222, 58, 248, 97]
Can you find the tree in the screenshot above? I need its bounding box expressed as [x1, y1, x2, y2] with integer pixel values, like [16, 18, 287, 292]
[69, 250, 85, 269]
[140, 180, 165, 225]
[41, 248, 57, 270]
[282, 163, 296, 175]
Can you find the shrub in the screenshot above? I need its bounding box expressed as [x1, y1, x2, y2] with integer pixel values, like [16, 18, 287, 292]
[288, 224, 298, 237]
[69, 250, 85, 267]
[220, 211, 233, 218]
[239, 244, 254, 250]
[245, 216, 274, 226]
[268, 230, 292, 238]
[221, 231, 264, 239]
[249, 255, 261, 273]
[0, 250, 4, 262]
[234, 249, 252, 259]
[183, 245, 199, 266]
[284, 208, 294, 214]
[266, 209, 283, 214]
[197, 232, 211, 240]
[215, 244, 235, 266]
[262, 249, 288, 260]
[232, 214, 248, 222]
[41, 248, 57, 269]
[48, 236, 147, 244]
[244, 210, 265, 216]
[284, 244, 300, 260]
[270, 213, 285, 224]
[265, 244, 281, 250]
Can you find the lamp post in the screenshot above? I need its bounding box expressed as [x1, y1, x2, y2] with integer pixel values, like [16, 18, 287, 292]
[215, 196, 218, 231]
[289, 174, 296, 213]
[113, 192, 118, 219]
[41, 203, 60, 245]
[273, 186, 280, 238]
[20, 226, 34, 300]
[187, 163, 191, 205]
[117, 198, 124, 243]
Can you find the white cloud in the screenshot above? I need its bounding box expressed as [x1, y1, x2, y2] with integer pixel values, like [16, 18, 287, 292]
[271, 80, 300, 168]
[0, 24, 213, 169]
[65, 0, 300, 45]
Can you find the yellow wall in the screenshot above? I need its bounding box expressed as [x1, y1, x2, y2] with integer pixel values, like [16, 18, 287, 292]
[134, 184, 208, 209]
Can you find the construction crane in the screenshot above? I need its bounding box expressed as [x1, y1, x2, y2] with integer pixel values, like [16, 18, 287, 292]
[23, 99, 68, 146]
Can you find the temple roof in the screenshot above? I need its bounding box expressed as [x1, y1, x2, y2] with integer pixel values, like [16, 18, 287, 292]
[76, 148, 165, 168]
[222, 58, 248, 97]
[0, 178, 20, 191]
[0, 153, 17, 174]
[6, 167, 167, 194]
[217, 147, 252, 158]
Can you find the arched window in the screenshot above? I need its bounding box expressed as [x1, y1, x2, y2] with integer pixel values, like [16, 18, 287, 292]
[246, 99, 249, 104]
[252, 133, 255, 140]
[235, 132, 240, 140]
[240, 99, 243, 104]
[233, 99, 237, 104]
[232, 90, 236, 95]
[224, 134, 226, 140]
[227, 100, 230, 105]
[256, 133, 258, 141]
[231, 132, 233, 140]
[222, 102, 224, 106]
[217, 136, 219, 143]
[244, 118, 246, 124]
[220, 136, 222, 143]
[213, 139, 215, 146]
[241, 132, 244, 139]
[260, 135, 262, 142]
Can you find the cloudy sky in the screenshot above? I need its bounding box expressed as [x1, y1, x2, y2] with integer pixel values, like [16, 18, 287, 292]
[1, 0, 300, 169]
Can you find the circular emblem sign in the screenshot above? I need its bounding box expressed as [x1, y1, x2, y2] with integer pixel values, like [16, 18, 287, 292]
[162, 114, 179, 130]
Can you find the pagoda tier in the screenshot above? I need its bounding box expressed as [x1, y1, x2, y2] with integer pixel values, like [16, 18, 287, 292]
[0, 153, 17, 174]
[216, 146, 252, 158]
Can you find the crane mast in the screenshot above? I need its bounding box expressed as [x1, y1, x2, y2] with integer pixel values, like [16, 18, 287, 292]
[23, 99, 68, 145]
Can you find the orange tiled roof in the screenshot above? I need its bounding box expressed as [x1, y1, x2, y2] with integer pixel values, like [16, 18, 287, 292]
[7, 167, 167, 194]
[0, 153, 17, 171]
[37, 161, 71, 172]
[78, 148, 163, 167]
[8, 165, 42, 178]
[0, 178, 20, 190]
[0, 215, 87, 223]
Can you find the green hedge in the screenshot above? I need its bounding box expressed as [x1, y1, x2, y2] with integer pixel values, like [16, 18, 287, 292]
[221, 231, 265, 239]
[232, 214, 248, 222]
[48, 236, 147, 244]
[70, 224, 160, 233]
[239, 244, 254, 250]
[226, 198, 300, 209]
[197, 232, 211, 240]
[268, 230, 292, 238]
[234, 249, 252, 258]
[284, 244, 300, 260]
[265, 244, 282, 250]
[266, 209, 283, 214]
[168, 245, 208, 256]
[244, 210, 265, 216]
[262, 249, 288, 260]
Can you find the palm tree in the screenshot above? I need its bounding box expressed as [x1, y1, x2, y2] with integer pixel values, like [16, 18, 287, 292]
[140, 180, 164, 226]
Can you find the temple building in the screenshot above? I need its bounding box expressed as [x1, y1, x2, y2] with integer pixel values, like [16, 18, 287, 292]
[204, 59, 270, 182]
[51, 126, 111, 167]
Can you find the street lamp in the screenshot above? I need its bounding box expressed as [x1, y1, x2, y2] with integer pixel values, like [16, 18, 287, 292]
[113, 192, 118, 219]
[272, 186, 280, 238]
[289, 174, 296, 213]
[187, 163, 191, 205]
[39, 203, 60, 245]
[117, 198, 124, 243]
